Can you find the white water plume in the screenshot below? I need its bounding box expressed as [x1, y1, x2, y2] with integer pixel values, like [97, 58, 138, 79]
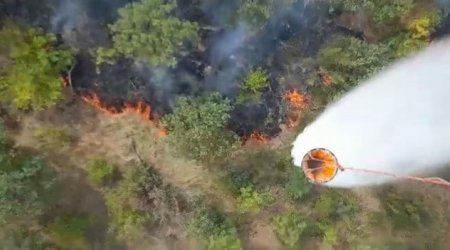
[292, 38, 450, 187]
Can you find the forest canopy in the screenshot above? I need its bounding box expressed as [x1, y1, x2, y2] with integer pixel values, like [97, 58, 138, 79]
[0, 24, 73, 109]
[0, 0, 448, 249]
[97, 0, 199, 66]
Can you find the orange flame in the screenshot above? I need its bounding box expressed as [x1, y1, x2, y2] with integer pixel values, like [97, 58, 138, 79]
[284, 90, 308, 109]
[81, 92, 120, 114]
[248, 131, 268, 144]
[158, 128, 168, 138]
[123, 101, 151, 120]
[81, 92, 151, 121]
[319, 67, 332, 86]
[285, 118, 296, 128]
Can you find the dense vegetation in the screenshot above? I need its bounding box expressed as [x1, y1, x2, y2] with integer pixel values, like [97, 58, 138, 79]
[0, 24, 73, 109]
[0, 0, 448, 249]
[162, 93, 240, 163]
[96, 0, 199, 66]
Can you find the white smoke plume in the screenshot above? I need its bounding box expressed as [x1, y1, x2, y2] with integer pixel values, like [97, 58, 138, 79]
[292, 38, 450, 187]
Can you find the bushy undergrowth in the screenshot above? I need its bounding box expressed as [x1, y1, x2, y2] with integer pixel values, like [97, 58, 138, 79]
[86, 159, 118, 186]
[47, 214, 91, 250]
[187, 206, 243, 250]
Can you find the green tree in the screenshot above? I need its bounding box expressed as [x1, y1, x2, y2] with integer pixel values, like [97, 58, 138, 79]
[238, 0, 294, 30]
[47, 214, 91, 250]
[379, 188, 431, 231]
[0, 24, 73, 109]
[105, 164, 179, 241]
[162, 93, 240, 163]
[0, 135, 55, 223]
[86, 159, 117, 186]
[319, 223, 338, 246]
[383, 10, 441, 59]
[278, 156, 312, 201]
[284, 167, 311, 201]
[318, 36, 390, 91]
[237, 186, 271, 213]
[272, 212, 308, 248]
[329, 0, 415, 25]
[313, 190, 359, 221]
[101, 0, 199, 66]
[220, 168, 253, 195]
[237, 67, 269, 104]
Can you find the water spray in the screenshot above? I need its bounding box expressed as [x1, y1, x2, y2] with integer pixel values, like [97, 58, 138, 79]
[292, 38, 450, 188]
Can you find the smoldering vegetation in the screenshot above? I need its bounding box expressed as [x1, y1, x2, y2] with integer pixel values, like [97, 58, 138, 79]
[1, 0, 344, 138]
[4, 0, 449, 137]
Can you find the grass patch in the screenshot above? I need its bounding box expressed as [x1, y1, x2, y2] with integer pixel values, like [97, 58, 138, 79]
[47, 214, 91, 250]
[187, 206, 243, 250]
[33, 126, 71, 150]
[272, 211, 309, 248]
[86, 159, 118, 186]
[237, 186, 272, 213]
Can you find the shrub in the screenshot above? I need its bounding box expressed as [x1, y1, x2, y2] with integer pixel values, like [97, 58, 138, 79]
[86, 159, 117, 186]
[33, 127, 71, 150]
[318, 37, 390, 90]
[0, 228, 52, 249]
[162, 93, 240, 163]
[0, 155, 56, 223]
[379, 188, 431, 231]
[371, 0, 414, 25]
[0, 23, 73, 109]
[272, 212, 308, 248]
[368, 211, 387, 229]
[187, 207, 243, 250]
[407, 11, 441, 39]
[282, 159, 312, 201]
[47, 214, 91, 250]
[105, 164, 179, 241]
[383, 10, 442, 59]
[329, 0, 415, 26]
[237, 68, 269, 104]
[356, 242, 407, 250]
[319, 223, 338, 246]
[220, 168, 253, 195]
[238, 0, 294, 30]
[237, 186, 271, 213]
[314, 190, 359, 221]
[384, 32, 428, 58]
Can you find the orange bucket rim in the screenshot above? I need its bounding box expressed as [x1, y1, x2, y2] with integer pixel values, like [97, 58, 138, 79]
[301, 148, 339, 184]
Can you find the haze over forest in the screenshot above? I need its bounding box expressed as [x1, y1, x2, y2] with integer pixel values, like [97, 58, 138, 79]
[0, 0, 449, 249]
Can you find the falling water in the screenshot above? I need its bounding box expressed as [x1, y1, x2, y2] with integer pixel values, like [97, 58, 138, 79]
[292, 38, 450, 187]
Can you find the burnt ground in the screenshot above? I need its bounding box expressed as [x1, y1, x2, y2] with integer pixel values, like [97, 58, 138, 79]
[62, 0, 356, 140]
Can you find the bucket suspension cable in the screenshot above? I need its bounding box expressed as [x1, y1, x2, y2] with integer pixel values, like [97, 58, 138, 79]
[301, 148, 450, 187]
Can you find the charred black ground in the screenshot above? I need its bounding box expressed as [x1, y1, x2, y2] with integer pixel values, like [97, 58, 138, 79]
[6, 0, 450, 139]
[61, 0, 342, 138]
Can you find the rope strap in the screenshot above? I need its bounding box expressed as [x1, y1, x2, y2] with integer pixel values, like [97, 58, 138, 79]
[341, 166, 450, 187]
